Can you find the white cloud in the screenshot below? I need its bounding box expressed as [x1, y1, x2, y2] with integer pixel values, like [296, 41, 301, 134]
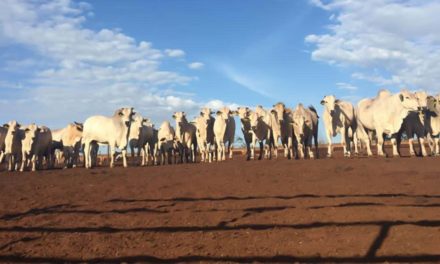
[164, 49, 185, 58]
[306, 0, 440, 92]
[0, 0, 232, 127]
[336, 82, 357, 91]
[220, 64, 277, 99]
[188, 62, 204, 69]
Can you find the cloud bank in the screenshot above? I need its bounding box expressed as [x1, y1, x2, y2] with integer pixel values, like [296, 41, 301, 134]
[306, 0, 440, 92]
[0, 0, 228, 127]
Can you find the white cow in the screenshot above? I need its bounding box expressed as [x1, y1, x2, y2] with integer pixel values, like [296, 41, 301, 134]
[291, 104, 319, 159]
[248, 109, 273, 159]
[52, 122, 83, 168]
[20, 124, 53, 172]
[0, 126, 7, 163]
[82, 107, 134, 168]
[320, 95, 358, 157]
[426, 95, 440, 155]
[255, 105, 280, 158]
[193, 115, 212, 162]
[196, 108, 215, 162]
[271, 102, 294, 159]
[128, 113, 148, 165]
[235, 107, 253, 160]
[356, 90, 419, 157]
[157, 121, 176, 165]
[396, 91, 429, 157]
[213, 107, 235, 161]
[173, 112, 197, 163]
[3, 121, 22, 171]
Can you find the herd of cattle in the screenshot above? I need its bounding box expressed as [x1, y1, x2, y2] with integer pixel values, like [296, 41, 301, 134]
[1, 89, 440, 172]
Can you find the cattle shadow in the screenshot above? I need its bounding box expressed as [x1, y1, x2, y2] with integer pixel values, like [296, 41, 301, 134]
[0, 253, 439, 263]
[1, 193, 440, 263]
[105, 192, 440, 204]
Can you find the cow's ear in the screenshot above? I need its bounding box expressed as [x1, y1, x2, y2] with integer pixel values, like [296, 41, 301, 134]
[270, 109, 276, 114]
[25, 128, 30, 133]
[172, 114, 176, 119]
[335, 99, 340, 104]
[399, 94, 404, 102]
[200, 112, 204, 116]
[16, 123, 21, 128]
[245, 107, 249, 111]
[216, 111, 222, 116]
[320, 100, 325, 105]
[3, 124, 9, 128]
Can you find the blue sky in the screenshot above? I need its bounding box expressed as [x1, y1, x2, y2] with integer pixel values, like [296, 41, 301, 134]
[1, 0, 440, 141]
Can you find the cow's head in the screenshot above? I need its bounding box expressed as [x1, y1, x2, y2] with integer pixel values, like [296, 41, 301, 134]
[4, 120, 21, 136]
[320, 95, 337, 113]
[398, 90, 419, 111]
[414, 91, 428, 111]
[200, 107, 212, 118]
[172, 111, 187, 126]
[235, 107, 250, 120]
[24, 123, 39, 142]
[115, 107, 135, 127]
[249, 111, 262, 131]
[130, 113, 144, 132]
[271, 102, 286, 123]
[73, 121, 83, 132]
[216, 110, 229, 121]
[427, 95, 440, 113]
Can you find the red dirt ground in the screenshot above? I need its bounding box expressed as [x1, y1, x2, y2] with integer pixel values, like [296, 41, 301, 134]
[0, 146, 439, 263]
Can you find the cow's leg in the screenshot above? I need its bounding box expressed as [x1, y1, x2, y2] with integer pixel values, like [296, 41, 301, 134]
[308, 136, 314, 159]
[109, 145, 115, 168]
[228, 141, 233, 159]
[408, 137, 415, 156]
[434, 137, 440, 155]
[353, 130, 359, 156]
[326, 129, 332, 157]
[84, 141, 90, 168]
[340, 127, 349, 157]
[7, 154, 13, 172]
[121, 148, 128, 168]
[419, 136, 427, 157]
[31, 154, 37, 172]
[298, 141, 304, 159]
[250, 139, 255, 160]
[140, 147, 146, 166]
[20, 152, 26, 172]
[287, 136, 293, 159]
[376, 130, 385, 157]
[390, 136, 399, 157]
